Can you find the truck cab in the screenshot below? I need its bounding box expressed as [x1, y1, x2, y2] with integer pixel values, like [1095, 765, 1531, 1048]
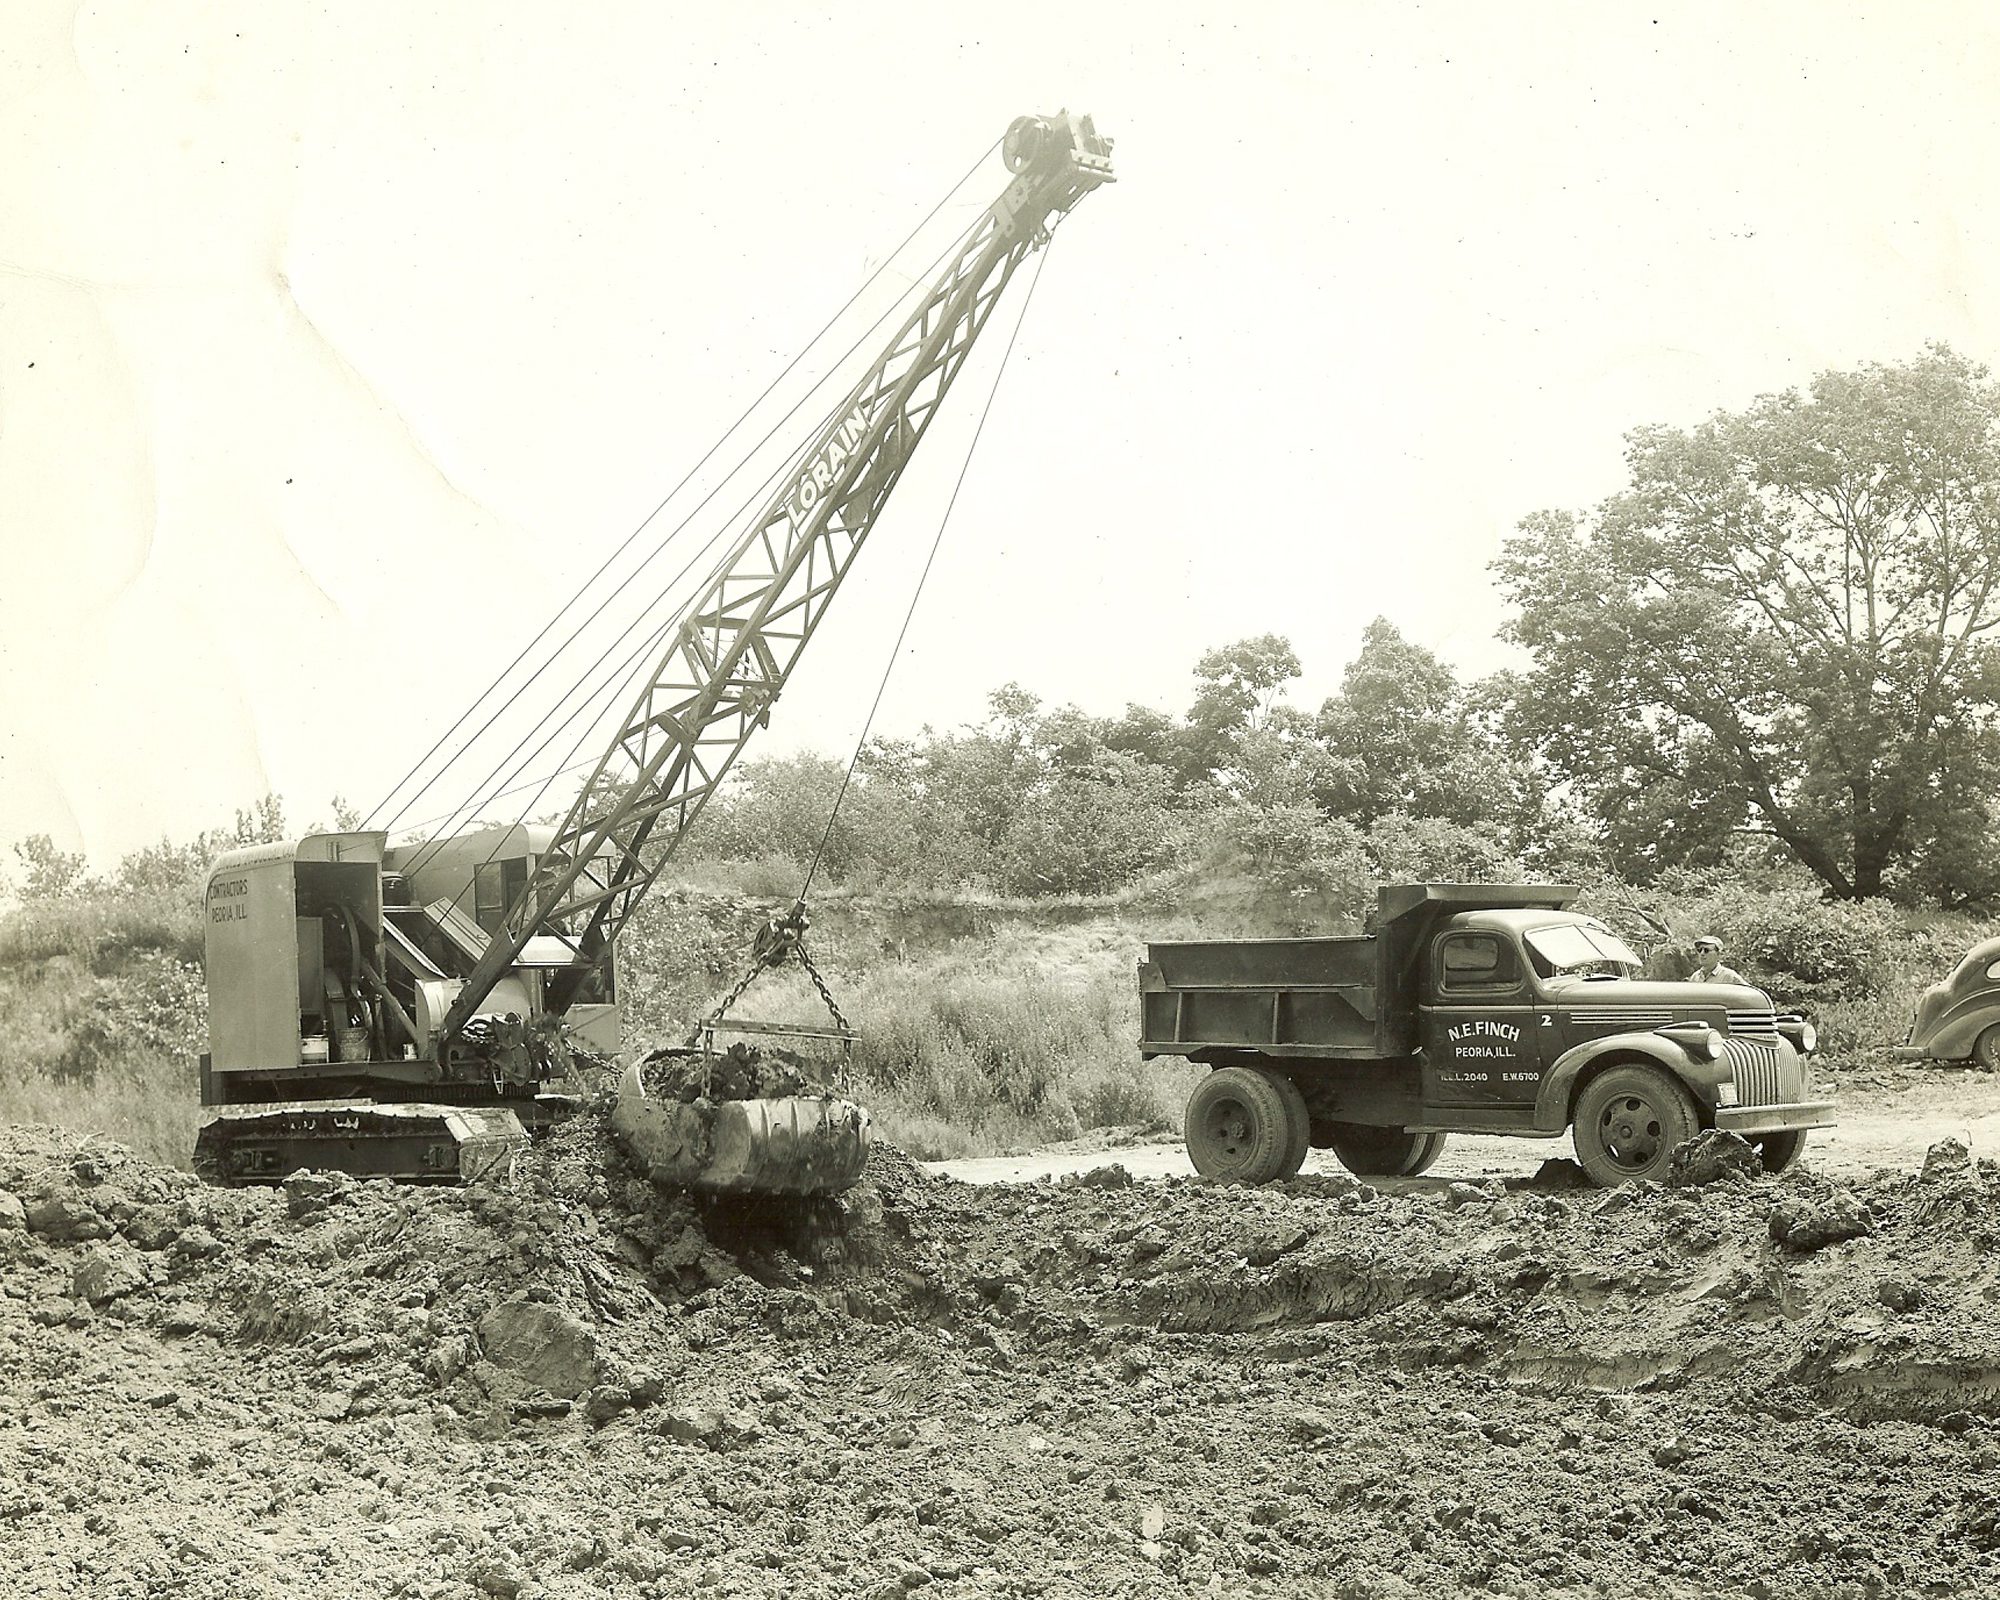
[1140, 884, 1832, 1187]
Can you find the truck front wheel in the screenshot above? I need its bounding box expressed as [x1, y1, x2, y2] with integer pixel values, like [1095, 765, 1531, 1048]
[1573, 1064, 1700, 1186]
[1752, 1128, 1809, 1174]
[1322, 1123, 1448, 1178]
[1186, 1068, 1305, 1184]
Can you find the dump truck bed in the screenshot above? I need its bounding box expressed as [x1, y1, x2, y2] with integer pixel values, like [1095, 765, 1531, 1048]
[1139, 935, 1385, 1059]
[1138, 885, 1582, 1064]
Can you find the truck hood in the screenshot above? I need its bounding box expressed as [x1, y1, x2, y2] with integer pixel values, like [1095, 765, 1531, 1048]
[1547, 978, 1769, 1009]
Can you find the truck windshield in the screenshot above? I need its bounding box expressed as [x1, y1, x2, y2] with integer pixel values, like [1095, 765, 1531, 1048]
[1525, 923, 1640, 979]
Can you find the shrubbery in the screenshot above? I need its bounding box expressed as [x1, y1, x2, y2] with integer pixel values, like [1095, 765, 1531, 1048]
[15, 619, 2000, 1169]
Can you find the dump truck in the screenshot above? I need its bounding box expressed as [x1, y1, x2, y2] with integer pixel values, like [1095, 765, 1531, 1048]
[1140, 883, 1833, 1187]
[191, 111, 1116, 1192]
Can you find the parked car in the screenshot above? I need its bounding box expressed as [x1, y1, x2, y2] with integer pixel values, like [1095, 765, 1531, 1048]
[1895, 936, 2000, 1069]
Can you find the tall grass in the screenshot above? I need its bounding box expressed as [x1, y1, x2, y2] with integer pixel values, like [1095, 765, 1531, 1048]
[0, 1050, 199, 1169]
[0, 890, 201, 969]
[683, 920, 1202, 1159]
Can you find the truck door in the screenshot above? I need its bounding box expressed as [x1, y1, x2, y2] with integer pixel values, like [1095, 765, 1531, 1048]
[1420, 931, 1542, 1108]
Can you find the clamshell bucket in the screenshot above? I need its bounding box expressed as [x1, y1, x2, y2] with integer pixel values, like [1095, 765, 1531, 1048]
[610, 1061, 872, 1195]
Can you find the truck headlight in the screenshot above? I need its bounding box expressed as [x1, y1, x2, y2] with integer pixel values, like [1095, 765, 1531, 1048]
[1776, 1016, 1818, 1055]
[1700, 1028, 1726, 1061]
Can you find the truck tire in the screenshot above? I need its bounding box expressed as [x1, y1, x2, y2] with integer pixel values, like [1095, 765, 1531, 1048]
[1186, 1067, 1302, 1184]
[1752, 1128, 1809, 1175]
[1401, 1131, 1448, 1177]
[1572, 1064, 1700, 1187]
[1270, 1072, 1312, 1179]
[1324, 1123, 1448, 1178]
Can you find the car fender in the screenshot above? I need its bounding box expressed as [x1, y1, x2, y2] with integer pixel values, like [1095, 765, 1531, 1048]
[1533, 1032, 1723, 1132]
[1914, 1007, 2000, 1063]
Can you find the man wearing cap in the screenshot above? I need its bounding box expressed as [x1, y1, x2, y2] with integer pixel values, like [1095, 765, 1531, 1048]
[1687, 936, 1747, 986]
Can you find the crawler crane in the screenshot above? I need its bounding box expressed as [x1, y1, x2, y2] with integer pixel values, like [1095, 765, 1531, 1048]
[192, 113, 1115, 1191]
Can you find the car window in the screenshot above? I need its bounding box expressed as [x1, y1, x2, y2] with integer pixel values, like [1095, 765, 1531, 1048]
[1525, 922, 1640, 979]
[1439, 933, 1521, 993]
[1984, 959, 2000, 983]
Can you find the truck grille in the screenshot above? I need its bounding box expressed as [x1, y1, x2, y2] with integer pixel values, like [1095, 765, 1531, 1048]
[1724, 1037, 1783, 1106]
[1728, 1008, 1780, 1041]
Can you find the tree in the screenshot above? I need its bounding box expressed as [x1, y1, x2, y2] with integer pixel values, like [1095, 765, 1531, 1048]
[1498, 346, 2000, 900]
[1314, 618, 1529, 828]
[1184, 634, 1302, 782]
[10, 834, 92, 900]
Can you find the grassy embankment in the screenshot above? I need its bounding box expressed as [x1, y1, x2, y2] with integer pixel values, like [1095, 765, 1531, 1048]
[0, 874, 1226, 1167]
[4, 863, 1996, 1168]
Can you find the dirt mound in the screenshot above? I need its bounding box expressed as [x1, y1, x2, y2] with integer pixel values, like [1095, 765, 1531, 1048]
[637, 1043, 836, 1103]
[7, 1125, 2000, 1597]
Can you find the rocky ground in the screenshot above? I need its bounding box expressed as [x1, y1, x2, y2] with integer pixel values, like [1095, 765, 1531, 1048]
[6, 1100, 2000, 1599]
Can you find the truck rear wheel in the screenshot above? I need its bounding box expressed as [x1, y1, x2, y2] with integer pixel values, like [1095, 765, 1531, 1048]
[1270, 1073, 1311, 1179]
[1323, 1123, 1448, 1178]
[1573, 1064, 1699, 1187]
[1186, 1067, 1304, 1184]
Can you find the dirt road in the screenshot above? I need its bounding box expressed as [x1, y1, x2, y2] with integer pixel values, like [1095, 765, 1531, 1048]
[931, 1061, 2000, 1186]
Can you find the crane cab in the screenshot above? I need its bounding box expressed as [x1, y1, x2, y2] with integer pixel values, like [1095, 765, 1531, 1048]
[196, 826, 619, 1140]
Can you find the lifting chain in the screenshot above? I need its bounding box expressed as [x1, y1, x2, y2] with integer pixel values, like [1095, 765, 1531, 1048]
[796, 941, 852, 1036]
[686, 903, 852, 1047]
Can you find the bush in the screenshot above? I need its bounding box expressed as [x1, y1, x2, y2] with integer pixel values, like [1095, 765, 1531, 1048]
[1364, 813, 1527, 885]
[995, 770, 1174, 897]
[1656, 876, 1900, 1002]
[1205, 804, 1371, 907]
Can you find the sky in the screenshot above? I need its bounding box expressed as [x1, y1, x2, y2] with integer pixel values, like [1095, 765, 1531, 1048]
[3, 0, 1998, 872]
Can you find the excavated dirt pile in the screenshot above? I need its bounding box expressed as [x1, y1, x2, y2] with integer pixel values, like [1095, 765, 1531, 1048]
[7, 1117, 2000, 1599]
[637, 1044, 836, 1104]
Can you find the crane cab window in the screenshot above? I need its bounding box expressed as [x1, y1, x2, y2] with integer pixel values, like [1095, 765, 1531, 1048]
[1437, 933, 1522, 995]
[473, 857, 534, 937]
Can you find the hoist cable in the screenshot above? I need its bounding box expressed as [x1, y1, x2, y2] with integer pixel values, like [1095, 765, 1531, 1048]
[797, 240, 1054, 903]
[365, 137, 1001, 833]
[396, 455, 785, 882]
[392, 210, 991, 875]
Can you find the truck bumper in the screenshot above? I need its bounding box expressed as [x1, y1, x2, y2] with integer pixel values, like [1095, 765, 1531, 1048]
[1714, 1100, 1837, 1136]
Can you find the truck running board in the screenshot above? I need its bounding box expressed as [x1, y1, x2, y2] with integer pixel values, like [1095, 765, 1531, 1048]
[194, 1101, 530, 1186]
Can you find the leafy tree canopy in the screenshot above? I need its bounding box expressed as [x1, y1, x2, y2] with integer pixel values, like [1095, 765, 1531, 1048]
[1498, 345, 2000, 901]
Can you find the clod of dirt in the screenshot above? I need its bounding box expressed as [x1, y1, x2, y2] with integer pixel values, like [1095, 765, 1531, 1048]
[281, 1170, 355, 1218]
[25, 1192, 112, 1242]
[640, 1042, 832, 1103]
[1770, 1189, 1873, 1252]
[1668, 1129, 1763, 1187]
[1912, 1135, 1992, 1225]
[1527, 1157, 1592, 1190]
[476, 1298, 600, 1398]
[1877, 1277, 1924, 1313]
[71, 1241, 153, 1305]
[1923, 1137, 1976, 1181]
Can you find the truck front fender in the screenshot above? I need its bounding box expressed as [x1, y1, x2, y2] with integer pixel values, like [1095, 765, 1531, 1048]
[1533, 1033, 1723, 1133]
